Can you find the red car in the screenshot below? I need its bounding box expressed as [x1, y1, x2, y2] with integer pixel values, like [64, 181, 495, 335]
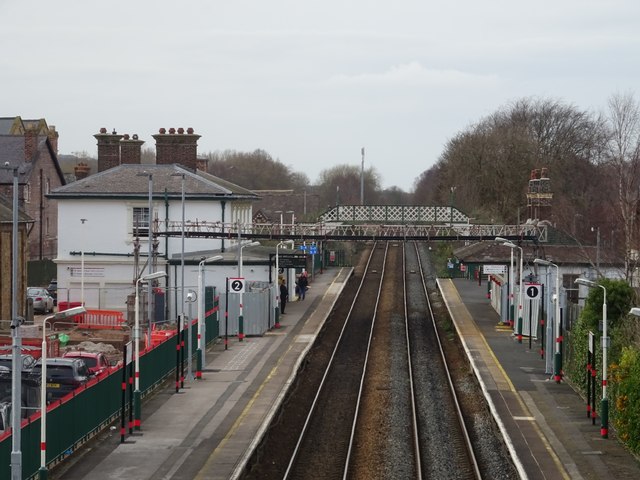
[62, 351, 111, 377]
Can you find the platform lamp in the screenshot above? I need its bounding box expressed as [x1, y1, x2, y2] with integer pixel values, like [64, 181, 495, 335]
[39, 306, 87, 480]
[534, 258, 562, 382]
[495, 237, 524, 342]
[197, 256, 222, 378]
[576, 277, 608, 438]
[134, 270, 167, 430]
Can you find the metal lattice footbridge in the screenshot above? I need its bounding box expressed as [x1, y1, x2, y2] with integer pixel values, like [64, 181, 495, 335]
[155, 205, 547, 243]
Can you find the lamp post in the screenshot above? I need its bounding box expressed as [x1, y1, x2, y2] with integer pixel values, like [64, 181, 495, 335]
[171, 172, 186, 319]
[238, 241, 260, 341]
[136, 172, 155, 334]
[360, 147, 365, 206]
[450, 186, 457, 225]
[3, 162, 21, 480]
[534, 258, 562, 382]
[275, 240, 294, 328]
[80, 218, 87, 306]
[496, 237, 524, 342]
[39, 306, 87, 480]
[197, 256, 222, 378]
[134, 271, 166, 430]
[576, 277, 608, 438]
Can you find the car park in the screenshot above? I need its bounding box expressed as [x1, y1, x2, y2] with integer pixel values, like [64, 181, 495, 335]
[0, 366, 41, 429]
[31, 357, 90, 401]
[63, 351, 111, 376]
[0, 353, 37, 372]
[27, 287, 55, 314]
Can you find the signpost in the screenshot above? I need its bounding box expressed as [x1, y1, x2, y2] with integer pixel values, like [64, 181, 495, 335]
[524, 283, 541, 346]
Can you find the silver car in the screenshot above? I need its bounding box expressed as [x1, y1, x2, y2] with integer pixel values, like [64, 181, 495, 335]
[27, 287, 54, 313]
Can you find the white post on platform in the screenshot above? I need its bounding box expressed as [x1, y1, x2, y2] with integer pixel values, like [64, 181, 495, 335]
[197, 256, 222, 374]
[134, 271, 166, 430]
[39, 306, 87, 479]
[238, 241, 260, 341]
[495, 237, 524, 342]
[576, 277, 608, 438]
[534, 258, 561, 380]
[275, 240, 294, 327]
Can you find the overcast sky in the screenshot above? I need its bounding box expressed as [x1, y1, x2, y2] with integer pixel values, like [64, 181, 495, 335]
[2, 1, 639, 191]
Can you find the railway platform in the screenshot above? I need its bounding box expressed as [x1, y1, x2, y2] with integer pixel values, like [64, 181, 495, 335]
[52, 266, 352, 480]
[439, 277, 640, 480]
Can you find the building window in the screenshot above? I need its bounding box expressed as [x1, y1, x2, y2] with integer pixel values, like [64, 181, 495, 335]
[24, 184, 31, 203]
[133, 207, 149, 237]
[563, 274, 579, 304]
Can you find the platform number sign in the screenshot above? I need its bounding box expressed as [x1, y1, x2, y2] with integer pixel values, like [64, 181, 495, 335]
[525, 283, 541, 300]
[229, 278, 245, 294]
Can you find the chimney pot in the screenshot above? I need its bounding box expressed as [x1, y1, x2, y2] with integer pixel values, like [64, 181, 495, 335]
[159, 128, 166, 134]
[187, 127, 194, 134]
[169, 127, 176, 134]
[123, 133, 130, 140]
[112, 129, 117, 134]
[133, 134, 139, 140]
[178, 127, 184, 134]
[100, 127, 107, 134]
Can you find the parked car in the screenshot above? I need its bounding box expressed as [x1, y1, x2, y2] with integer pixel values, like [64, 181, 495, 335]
[0, 354, 37, 372]
[31, 358, 90, 401]
[63, 351, 110, 376]
[0, 366, 41, 428]
[27, 287, 54, 314]
[47, 279, 58, 306]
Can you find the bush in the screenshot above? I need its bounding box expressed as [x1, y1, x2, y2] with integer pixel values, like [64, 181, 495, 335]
[609, 346, 640, 451]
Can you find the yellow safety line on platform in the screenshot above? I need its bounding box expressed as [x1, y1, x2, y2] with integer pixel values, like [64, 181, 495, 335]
[443, 280, 570, 480]
[195, 342, 293, 479]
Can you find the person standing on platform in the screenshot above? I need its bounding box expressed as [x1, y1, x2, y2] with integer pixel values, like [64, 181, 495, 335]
[280, 280, 289, 314]
[298, 271, 308, 300]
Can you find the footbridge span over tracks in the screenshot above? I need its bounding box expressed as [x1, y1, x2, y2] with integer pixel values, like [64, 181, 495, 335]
[155, 204, 548, 243]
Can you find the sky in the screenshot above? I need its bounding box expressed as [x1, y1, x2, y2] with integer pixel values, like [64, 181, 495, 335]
[2, 1, 640, 191]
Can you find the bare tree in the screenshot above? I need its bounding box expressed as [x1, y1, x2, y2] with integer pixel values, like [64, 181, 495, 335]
[604, 92, 640, 280]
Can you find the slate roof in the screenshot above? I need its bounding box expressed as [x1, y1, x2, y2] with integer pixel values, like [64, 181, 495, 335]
[48, 164, 260, 201]
[0, 118, 18, 135]
[0, 194, 33, 224]
[0, 135, 65, 185]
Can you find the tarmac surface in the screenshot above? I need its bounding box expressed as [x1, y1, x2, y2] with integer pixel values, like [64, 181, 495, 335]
[51, 269, 640, 480]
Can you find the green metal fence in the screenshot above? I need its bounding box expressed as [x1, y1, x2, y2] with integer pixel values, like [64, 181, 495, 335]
[0, 289, 220, 480]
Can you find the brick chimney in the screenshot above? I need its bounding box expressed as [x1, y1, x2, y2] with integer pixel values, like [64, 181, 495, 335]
[24, 127, 39, 161]
[196, 156, 209, 172]
[74, 162, 91, 180]
[120, 133, 145, 165]
[47, 125, 59, 155]
[94, 128, 124, 172]
[152, 127, 201, 170]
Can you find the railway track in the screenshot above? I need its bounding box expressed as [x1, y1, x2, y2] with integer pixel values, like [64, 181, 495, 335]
[241, 241, 516, 479]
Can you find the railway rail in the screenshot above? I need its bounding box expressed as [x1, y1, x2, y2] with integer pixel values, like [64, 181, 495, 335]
[241, 241, 516, 480]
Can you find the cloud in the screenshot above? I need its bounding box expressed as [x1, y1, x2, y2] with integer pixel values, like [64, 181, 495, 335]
[327, 62, 499, 88]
